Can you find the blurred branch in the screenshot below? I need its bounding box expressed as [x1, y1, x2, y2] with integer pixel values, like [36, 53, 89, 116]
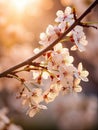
[0, 0, 98, 78]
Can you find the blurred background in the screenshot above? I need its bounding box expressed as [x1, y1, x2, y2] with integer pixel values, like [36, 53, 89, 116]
[0, 0, 98, 130]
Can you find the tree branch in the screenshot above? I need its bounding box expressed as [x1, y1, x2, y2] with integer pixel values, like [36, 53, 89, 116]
[0, 0, 98, 78]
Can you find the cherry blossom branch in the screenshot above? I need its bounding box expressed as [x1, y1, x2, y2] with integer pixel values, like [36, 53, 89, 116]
[0, 0, 97, 78]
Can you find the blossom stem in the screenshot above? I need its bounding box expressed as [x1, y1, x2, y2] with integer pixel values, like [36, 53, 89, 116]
[83, 22, 98, 24]
[9, 74, 31, 91]
[0, 0, 97, 78]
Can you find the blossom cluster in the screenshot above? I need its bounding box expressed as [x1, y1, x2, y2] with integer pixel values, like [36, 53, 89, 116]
[19, 7, 89, 117]
[0, 108, 23, 130]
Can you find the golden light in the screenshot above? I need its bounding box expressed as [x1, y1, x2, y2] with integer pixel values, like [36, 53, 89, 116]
[9, 0, 42, 15]
[11, 0, 29, 13]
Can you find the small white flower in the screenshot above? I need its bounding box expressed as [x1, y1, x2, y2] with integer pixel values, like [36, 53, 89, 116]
[26, 104, 47, 117]
[78, 62, 89, 82]
[33, 48, 40, 54]
[31, 88, 43, 104]
[21, 87, 43, 106]
[53, 43, 74, 65]
[56, 10, 64, 17]
[71, 26, 88, 52]
[39, 25, 59, 46]
[58, 21, 67, 33]
[46, 25, 56, 36]
[40, 32, 47, 40]
[43, 84, 60, 103]
[65, 6, 72, 15]
[59, 66, 74, 91]
[55, 10, 64, 23]
[39, 32, 48, 45]
[42, 71, 50, 79]
[55, 6, 74, 26]
[73, 78, 82, 92]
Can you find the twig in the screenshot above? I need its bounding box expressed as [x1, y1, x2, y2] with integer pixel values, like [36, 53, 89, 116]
[0, 0, 98, 78]
[79, 22, 98, 29]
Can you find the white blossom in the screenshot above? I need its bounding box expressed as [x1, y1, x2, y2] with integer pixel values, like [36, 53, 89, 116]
[26, 104, 47, 117]
[71, 26, 88, 52]
[39, 25, 59, 46]
[18, 6, 89, 118]
[43, 84, 61, 103]
[77, 62, 89, 81]
[55, 7, 74, 25]
[21, 88, 43, 106]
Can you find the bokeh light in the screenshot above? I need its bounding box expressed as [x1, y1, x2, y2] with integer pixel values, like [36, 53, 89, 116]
[9, 0, 41, 14]
[10, 0, 28, 12]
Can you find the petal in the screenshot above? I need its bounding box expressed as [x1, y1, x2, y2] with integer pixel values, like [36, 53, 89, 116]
[78, 62, 83, 72]
[33, 48, 40, 54]
[40, 32, 47, 40]
[58, 22, 66, 33]
[56, 10, 64, 17]
[71, 45, 77, 51]
[54, 43, 63, 51]
[46, 25, 55, 36]
[74, 78, 81, 86]
[65, 6, 72, 15]
[80, 76, 89, 82]
[42, 71, 49, 79]
[78, 44, 86, 52]
[26, 107, 39, 117]
[81, 70, 89, 77]
[38, 105, 47, 110]
[66, 56, 74, 64]
[74, 85, 82, 92]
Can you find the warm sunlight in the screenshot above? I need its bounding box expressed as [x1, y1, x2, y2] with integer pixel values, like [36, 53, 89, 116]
[11, 0, 28, 12]
[9, 0, 41, 15]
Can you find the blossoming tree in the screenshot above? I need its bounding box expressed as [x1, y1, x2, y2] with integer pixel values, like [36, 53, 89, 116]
[0, 1, 98, 129]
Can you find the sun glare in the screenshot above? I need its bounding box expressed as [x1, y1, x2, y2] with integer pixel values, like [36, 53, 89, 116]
[11, 0, 29, 12]
[10, 0, 41, 15]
